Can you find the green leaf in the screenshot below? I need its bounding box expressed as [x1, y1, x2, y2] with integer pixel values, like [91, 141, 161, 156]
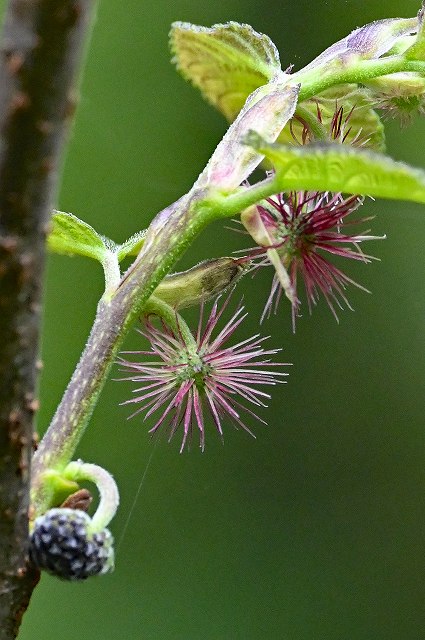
[48, 211, 107, 262]
[49, 211, 146, 269]
[279, 86, 386, 152]
[116, 231, 146, 262]
[245, 131, 425, 203]
[170, 21, 283, 121]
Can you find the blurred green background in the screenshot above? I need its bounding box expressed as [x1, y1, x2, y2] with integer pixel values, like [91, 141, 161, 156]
[6, 0, 425, 638]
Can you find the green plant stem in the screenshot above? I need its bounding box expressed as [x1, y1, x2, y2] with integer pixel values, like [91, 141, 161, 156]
[102, 250, 121, 299]
[64, 461, 119, 532]
[294, 105, 328, 139]
[31, 176, 282, 518]
[143, 296, 196, 349]
[295, 56, 425, 102]
[202, 177, 277, 218]
[31, 188, 216, 514]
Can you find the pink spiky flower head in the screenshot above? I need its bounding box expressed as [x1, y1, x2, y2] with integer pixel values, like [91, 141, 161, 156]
[240, 96, 384, 329]
[242, 190, 382, 329]
[117, 296, 288, 452]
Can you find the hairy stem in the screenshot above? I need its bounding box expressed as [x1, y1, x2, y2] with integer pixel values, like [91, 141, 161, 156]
[203, 177, 277, 218]
[101, 250, 121, 300]
[0, 0, 95, 635]
[294, 105, 328, 140]
[31, 177, 284, 516]
[295, 56, 425, 102]
[63, 461, 119, 532]
[144, 296, 197, 348]
[31, 189, 213, 513]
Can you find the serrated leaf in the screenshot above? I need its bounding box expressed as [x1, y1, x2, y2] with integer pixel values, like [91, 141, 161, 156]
[117, 231, 146, 262]
[48, 212, 107, 262]
[279, 86, 386, 152]
[170, 21, 284, 121]
[245, 131, 425, 203]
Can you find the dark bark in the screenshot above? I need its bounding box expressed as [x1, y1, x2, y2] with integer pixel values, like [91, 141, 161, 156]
[0, 1, 94, 637]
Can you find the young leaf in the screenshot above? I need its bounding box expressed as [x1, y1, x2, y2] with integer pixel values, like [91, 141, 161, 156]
[48, 211, 107, 262]
[196, 82, 299, 190]
[245, 131, 425, 203]
[302, 17, 418, 72]
[170, 21, 284, 121]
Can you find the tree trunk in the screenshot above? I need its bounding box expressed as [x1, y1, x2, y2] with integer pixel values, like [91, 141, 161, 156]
[0, 1, 94, 636]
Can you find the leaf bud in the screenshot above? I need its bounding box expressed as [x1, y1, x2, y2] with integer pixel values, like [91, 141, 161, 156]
[154, 257, 247, 309]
